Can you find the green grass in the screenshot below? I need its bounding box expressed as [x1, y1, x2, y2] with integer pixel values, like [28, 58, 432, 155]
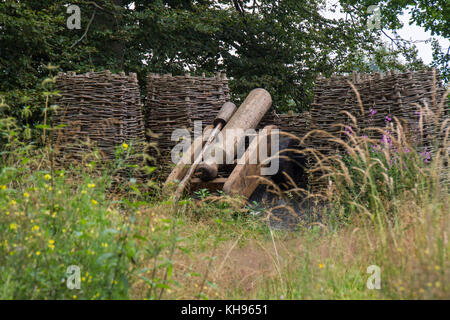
[0, 78, 448, 299]
[0, 147, 448, 299]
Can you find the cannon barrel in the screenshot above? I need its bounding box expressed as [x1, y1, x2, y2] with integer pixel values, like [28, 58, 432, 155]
[196, 88, 272, 181]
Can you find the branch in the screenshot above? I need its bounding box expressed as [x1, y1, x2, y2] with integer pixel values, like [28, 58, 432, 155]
[69, 8, 97, 49]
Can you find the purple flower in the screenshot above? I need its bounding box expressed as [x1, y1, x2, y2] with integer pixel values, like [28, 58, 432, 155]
[371, 144, 381, 153]
[344, 125, 354, 137]
[369, 108, 376, 116]
[385, 115, 392, 122]
[381, 134, 393, 147]
[420, 150, 432, 163]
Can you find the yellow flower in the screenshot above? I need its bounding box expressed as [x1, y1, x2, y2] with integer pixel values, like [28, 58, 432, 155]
[9, 200, 17, 206]
[72, 295, 77, 299]
[122, 143, 128, 149]
[1, 185, 6, 190]
[318, 263, 324, 269]
[91, 199, 98, 205]
[434, 265, 440, 271]
[44, 174, 51, 180]
[36, 251, 41, 256]
[48, 240, 55, 250]
[23, 192, 30, 198]
[9, 223, 18, 231]
[31, 225, 39, 232]
[435, 282, 441, 288]
[88, 183, 96, 188]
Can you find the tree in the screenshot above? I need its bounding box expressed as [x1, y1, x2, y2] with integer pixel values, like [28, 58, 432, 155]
[338, 0, 449, 81]
[0, 0, 432, 139]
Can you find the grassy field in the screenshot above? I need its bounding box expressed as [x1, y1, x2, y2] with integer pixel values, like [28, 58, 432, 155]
[0, 85, 448, 300]
[0, 153, 447, 300]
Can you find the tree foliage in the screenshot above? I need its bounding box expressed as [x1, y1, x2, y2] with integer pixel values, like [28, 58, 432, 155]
[0, 0, 442, 138]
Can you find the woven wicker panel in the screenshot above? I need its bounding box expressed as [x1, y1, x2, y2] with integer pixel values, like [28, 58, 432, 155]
[145, 73, 230, 177]
[53, 70, 145, 166]
[309, 69, 448, 189]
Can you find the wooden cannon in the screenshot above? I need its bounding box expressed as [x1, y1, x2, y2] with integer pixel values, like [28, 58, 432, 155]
[164, 88, 278, 201]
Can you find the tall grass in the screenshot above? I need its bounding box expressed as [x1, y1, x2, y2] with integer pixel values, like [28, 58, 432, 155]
[0, 71, 448, 299]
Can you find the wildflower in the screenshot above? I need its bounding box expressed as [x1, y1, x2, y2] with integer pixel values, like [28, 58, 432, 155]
[344, 125, 353, 136]
[369, 108, 376, 116]
[122, 143, 128, 149]
[31, 225, 39, 232]
[36, 251, 41, 256]
[420, 150, 432, 163]
[88, 183, 95, 188]
[48, 239, 55, 250]
[23, 192, 30, 198]
[381, 134, 393, 147]
[435, 282, 441, 288]
[91, 199, 98, 206]
[434, 265, 440, 271]
[9, 200, 17, 206]
[72, 295, 77, 299]
[44, 174, 51, 180]
[318, 263, 324, 269]
[9, 223, 18, 231]
[0, 185, 6, 190]
[385, 115, 392, 122]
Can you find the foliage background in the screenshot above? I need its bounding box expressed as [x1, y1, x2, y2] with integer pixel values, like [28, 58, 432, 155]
[2, 0, 447, 140]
